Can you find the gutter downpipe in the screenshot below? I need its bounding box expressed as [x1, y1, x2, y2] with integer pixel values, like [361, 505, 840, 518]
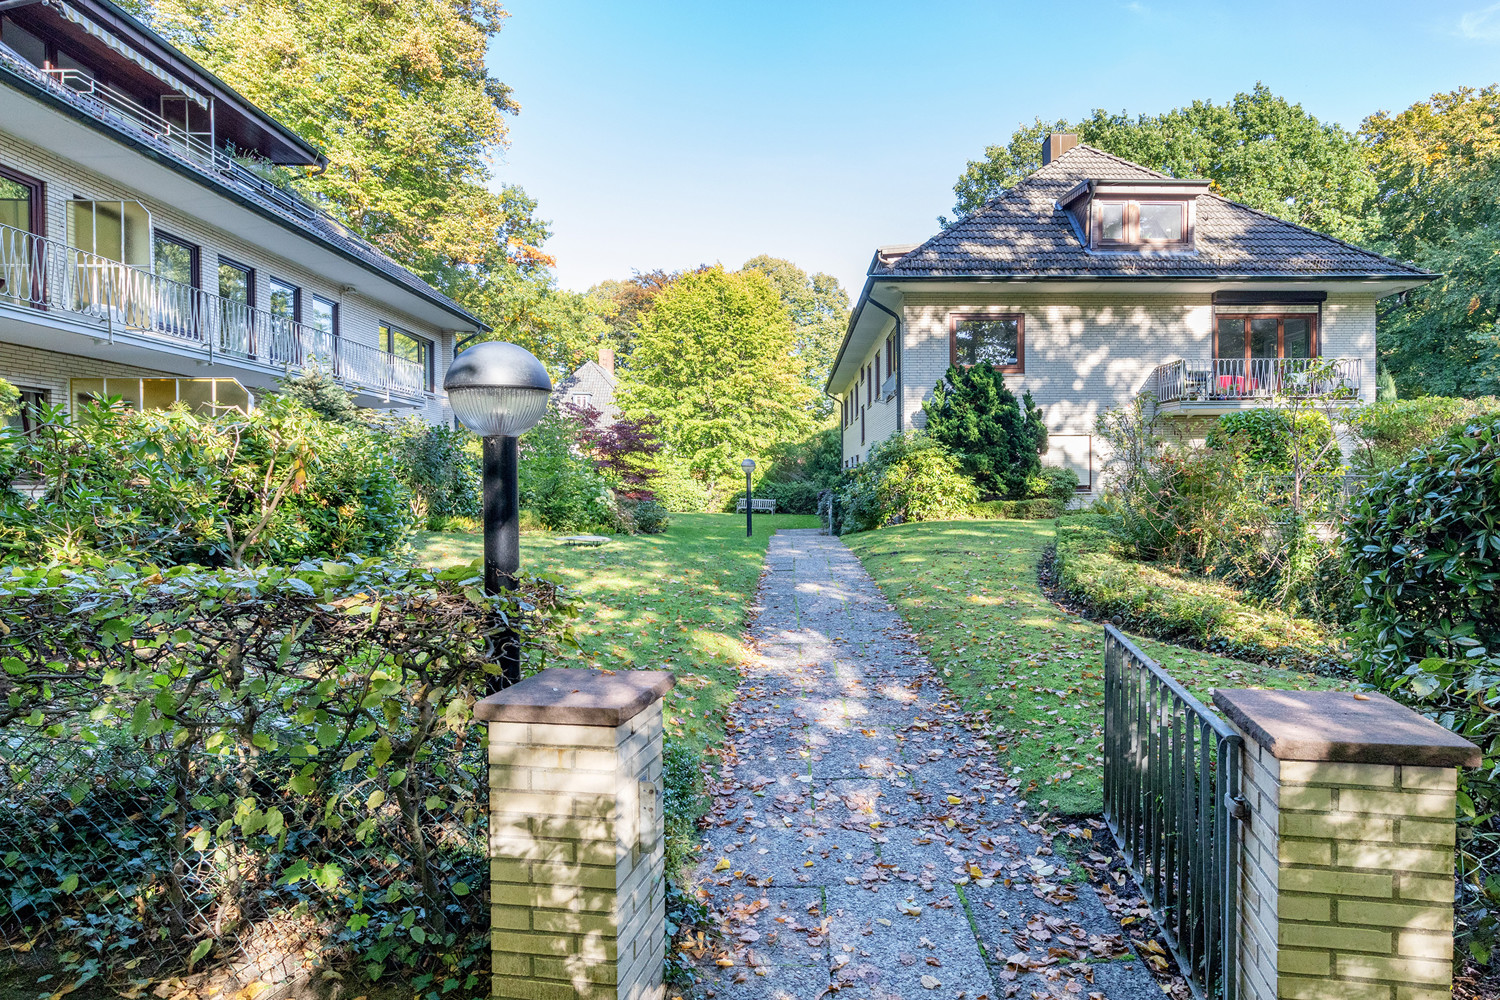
[866, 296, 902, 433]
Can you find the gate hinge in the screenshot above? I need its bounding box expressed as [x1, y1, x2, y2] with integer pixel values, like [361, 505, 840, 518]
[1225, 793, 1250, 822]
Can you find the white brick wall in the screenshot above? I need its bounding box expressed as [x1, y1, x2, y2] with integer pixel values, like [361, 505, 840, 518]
[0, 126, 456, 424]
[838, 289, 1382, 485]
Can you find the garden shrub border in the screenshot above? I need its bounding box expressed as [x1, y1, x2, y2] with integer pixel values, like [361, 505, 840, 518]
[1050, 515, 1339, 670]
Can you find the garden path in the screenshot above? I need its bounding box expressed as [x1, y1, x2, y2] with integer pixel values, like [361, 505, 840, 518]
[690, 530, 1162, 1000]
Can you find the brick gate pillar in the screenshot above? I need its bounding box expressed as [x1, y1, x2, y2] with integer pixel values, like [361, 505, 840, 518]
[1212, 689, 1481, 1000]
[476, 668, 674, 1000]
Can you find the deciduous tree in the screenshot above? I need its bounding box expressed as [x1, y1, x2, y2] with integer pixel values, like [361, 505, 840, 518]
[741, 255, 850, 415]
[616, 267, 816, 503]
[1361, 86, 1500, 397]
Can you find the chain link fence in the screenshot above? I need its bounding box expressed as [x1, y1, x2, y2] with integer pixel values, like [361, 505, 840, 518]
[1, 726, 489, 996]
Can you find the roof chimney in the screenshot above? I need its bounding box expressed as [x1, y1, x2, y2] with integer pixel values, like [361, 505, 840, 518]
[1041, 133, 1079, 166]
[598, 347, 615, 376]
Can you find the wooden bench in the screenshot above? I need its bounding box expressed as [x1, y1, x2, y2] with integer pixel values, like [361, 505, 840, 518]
[735, 498, 777, 514]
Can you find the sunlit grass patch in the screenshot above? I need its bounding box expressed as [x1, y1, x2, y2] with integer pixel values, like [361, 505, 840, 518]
[844, 517, 1338, 816]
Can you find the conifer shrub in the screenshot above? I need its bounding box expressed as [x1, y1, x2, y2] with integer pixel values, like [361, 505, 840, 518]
[922, 364, 1047, 499]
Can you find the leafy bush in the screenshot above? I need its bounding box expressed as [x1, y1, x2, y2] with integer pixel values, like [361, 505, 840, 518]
[1096, 400, 1349, 614]
[519, 410, 618, 532]
[968, 498, 1064, 520]
[839, 433, 978, 533]
[1345, 415, 1500, 963]
[741, 480, 822, 515]
[1026, 466, 1080, 501]
[0, 395, 410, 567]
[1054, 516, 1336, 667]
[395, 421, 481, 529]
[630, 499, 670, 534]
[922, 363, 1047, 498]
[1346, 395, 1500, 474]
[1205, 408, 1339, 472]
[647, 462, 715, 513]
[0, 557, 575, 989]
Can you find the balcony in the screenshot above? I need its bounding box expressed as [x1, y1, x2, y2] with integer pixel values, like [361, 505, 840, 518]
[1150, 357, 1363, 415]
[0, 223, 426, 402]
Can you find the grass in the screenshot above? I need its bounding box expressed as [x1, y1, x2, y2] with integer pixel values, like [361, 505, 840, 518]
[843, 517, 1341, 816]
[411, 512, 819, 758]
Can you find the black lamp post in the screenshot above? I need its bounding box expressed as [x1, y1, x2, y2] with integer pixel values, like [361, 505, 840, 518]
[444, 341, 553, 691]
[742, 458, 755, 538]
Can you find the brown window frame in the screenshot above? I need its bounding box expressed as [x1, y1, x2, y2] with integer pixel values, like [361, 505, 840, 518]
[886, 333, 897, 375]
[382, 321, 436, 392]
[1091, 198, 1191, 250]
[1213, 312, 1320, 363]
[0, 163, 45, 237]
[949, 312, 1025, 374]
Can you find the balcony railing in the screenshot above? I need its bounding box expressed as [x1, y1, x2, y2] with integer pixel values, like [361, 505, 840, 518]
[1152, 357, 1362, 406]
[0, 223, 426, 400]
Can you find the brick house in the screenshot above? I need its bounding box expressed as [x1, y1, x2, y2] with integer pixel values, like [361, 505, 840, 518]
[826, 134, 1434, 493]
[0, 0, 485, 430]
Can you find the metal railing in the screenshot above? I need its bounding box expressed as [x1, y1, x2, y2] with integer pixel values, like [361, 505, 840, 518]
[1103, 625, 1244, 1000]
[37, 67, 232, 177]
[0, 223, 425, 399]
[1153, 357, 1363, 405]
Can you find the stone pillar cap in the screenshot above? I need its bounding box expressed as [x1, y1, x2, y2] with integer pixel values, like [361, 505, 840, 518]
[1213, 688, 1480, 767]
[475, 668, 674, 727]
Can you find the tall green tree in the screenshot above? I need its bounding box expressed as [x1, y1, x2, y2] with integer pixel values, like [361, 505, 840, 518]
[128, 0, 614, 376]
[131, 0, 528, 275]
[1361, 87, 1500, 396]
[616, 267, 816, 503]
[740, 256, 849, 416]
[946, 85, 1377, 243]
[922, 365, 1047, 499]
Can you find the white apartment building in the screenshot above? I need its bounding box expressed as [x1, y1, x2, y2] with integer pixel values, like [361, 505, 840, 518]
[0, 0, 486, 430]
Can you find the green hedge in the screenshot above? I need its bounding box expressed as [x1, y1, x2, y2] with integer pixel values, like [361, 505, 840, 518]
[1053, 515, 1337, 668]
[968, 498, 1064, 520]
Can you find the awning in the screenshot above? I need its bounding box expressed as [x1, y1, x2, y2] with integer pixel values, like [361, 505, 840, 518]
[55, 2, 211, 108]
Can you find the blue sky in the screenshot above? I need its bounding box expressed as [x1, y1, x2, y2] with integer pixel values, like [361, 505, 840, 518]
[487, 1, 1500, 297]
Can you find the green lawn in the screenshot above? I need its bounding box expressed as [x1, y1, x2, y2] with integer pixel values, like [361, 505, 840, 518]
[410, 513, 819, 757]
[844, 517, 1341, 816]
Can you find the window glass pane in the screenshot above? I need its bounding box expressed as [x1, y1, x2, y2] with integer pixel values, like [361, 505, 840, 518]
[269, 278, 298, 319]
[1216, 317, 1245, 360]
[153, 234, 194, 285]
[1, 20, 46, 67]
[142, 378, 177, 410]
[954, 317, 1020, 368]
[1138, 202, 1183, 241]
[5, 388, 45, 434]
[179, 378, 214, 415]
[218, 262, 250, 304]
[1284, 317, 1313, 359]
[1100, 203, 1125, 241]
[310, 296, 336, 336]
[70, 377, 104, 412]
[1250, 317, 1279, 358]
[103, 377, 142, 410]
[0, 176, 31, 232]
[214, 379, 250, 413]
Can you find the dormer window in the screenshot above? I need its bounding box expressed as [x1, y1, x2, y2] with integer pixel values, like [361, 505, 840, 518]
[1060, 178, 1208, 252]
[1093, 199, 1188, 247]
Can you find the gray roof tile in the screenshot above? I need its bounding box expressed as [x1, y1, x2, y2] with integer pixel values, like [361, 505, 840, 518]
[880, 145, 1428, 280]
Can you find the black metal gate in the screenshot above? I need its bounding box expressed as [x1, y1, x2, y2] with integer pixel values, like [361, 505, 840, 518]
[1102, 626, 1245, 999]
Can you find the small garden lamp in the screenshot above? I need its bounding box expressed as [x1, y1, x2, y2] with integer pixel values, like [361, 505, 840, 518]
[444, 341, 553, 689]
[742, 458, 756, 537]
